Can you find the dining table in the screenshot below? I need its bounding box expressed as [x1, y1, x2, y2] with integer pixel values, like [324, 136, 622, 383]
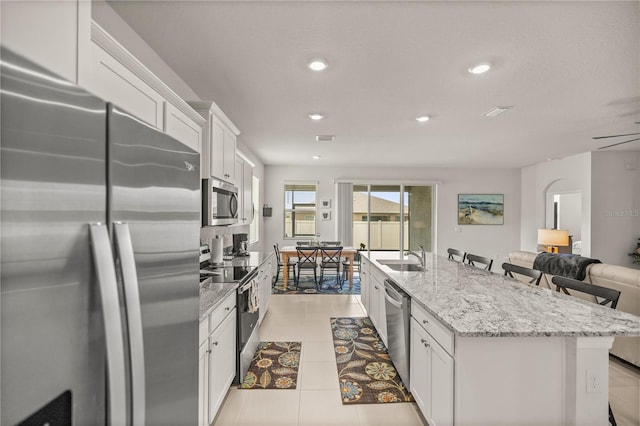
[279, 245, 358, 290]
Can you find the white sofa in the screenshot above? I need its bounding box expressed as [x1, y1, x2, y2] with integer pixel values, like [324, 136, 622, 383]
[509, 250, 640, 368]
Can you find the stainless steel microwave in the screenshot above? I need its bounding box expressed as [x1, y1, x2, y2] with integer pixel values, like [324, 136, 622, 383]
[202, 178, 238, 226]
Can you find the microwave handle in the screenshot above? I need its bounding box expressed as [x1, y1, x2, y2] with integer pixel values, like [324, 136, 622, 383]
[230, 192, 239, 217]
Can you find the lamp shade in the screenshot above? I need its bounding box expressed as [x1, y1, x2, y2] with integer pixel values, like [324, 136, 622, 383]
[538, 229, 569, 247]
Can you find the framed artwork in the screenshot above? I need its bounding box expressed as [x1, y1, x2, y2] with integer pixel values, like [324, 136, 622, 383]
[320, 199, 332, 209]
[458, 194, 504, 225]
[321, 211, 332, 221]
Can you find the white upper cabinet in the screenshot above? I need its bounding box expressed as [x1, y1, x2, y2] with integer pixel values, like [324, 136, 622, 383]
[1, 1, 89, 84]
[188, 101, 240, 183]
[79, 21, 204, 150]
[164, 102, 202, 153]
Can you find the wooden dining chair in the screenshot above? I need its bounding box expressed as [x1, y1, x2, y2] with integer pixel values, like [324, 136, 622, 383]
[502, 262, 542, 286]
[274, 243, 296, 285]
[466, 253, 493, 271]
[319, 246, 343, 288]
[550, 275, 620, 425]
[447, 248, 466, 263]
[295, 247, 319, 289]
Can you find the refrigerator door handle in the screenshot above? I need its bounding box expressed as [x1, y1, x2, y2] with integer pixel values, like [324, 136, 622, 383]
[89, 223, 127, 426]
[114, 222, 146, 426]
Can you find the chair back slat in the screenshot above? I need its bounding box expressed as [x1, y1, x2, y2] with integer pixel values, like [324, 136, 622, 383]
[502, 262, 543, 286]
[551, 275, 620, 309]
[447, 248, 466, 263]
[466, 253, 493, 271]
[320, 247, 343, 265]
[296, 247, 318, 266]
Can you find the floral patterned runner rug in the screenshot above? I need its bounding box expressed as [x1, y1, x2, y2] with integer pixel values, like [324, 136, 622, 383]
[240, 341, 301, 389]
[330, 317, 413, 404]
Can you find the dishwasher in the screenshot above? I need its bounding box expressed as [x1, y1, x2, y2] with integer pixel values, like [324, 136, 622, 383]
[384, 279, 411, 388]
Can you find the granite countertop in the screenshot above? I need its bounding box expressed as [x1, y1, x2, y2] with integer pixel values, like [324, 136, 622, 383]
[199, 251, 273, 321]
[364, 251, 640, 338]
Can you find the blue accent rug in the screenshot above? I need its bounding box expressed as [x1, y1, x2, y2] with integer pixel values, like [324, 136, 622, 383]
[273, 275, 360, 295]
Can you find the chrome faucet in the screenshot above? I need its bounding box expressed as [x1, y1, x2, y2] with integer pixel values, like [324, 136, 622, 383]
[404, 245, 426, 268]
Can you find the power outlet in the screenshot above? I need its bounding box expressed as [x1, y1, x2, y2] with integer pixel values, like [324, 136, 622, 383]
[586, 369, 604, 393]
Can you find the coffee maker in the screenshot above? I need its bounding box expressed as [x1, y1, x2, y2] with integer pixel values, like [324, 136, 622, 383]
[232, 233, 249, 256]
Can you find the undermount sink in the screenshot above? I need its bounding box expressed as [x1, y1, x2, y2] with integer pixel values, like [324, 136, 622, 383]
[377, 259, 419, 265]
[385, 263, 425, 272]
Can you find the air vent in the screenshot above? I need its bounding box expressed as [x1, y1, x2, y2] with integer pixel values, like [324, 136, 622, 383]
[316, 135, 335, 142]
[483, 106, 512, 117]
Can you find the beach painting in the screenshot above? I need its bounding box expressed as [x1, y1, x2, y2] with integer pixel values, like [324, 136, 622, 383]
[458, 194, 504, 225]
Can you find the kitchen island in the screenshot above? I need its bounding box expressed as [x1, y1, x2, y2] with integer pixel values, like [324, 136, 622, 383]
[362, 251, 640, 426]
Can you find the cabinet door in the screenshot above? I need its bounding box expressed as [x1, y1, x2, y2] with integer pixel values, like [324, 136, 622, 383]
[360, 259, 370, 314]
[164, 102, 202, 152]
[207, 308, 237, 424]
[369, 276, 381, 330]
[209, 116, 225, 180]
[2, 1, 80, 83]
[429, 334, 454, 426]
[198, 339, 209, 426]
[222, 130, 236, 183]
[87, 43, 165, 129]
[242, 161, 253, 223]
[410, 319, 429, 415]
[410, 318, 454, 426]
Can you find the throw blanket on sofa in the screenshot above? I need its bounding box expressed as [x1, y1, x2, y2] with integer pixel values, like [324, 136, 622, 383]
[533, 253, 601, 281]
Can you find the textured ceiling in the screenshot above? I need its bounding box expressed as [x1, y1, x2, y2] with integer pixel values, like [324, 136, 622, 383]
[108, 1, 640, 168]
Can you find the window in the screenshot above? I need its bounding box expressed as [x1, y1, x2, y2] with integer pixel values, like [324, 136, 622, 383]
[284, 183, 316, 238]
[250, 176, 259, 244]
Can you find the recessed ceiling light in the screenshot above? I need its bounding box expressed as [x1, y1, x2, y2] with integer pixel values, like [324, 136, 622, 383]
[309, 113, 324, 120]
[313, 155, 321, 160]
[483, 106, 512, 117]
[308, 59, 328, 71]
[468, 63, 491, 74]
[316, 135, 335, 142]
[416, 116, 430, 122]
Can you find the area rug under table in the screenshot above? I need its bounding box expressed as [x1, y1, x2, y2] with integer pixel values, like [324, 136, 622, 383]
[273, 275, 360, 295]
[240, 341, 301, 389]
[330, 317, 413, 404]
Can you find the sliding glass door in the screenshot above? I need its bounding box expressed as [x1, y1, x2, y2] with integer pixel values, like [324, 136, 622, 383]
[352, 184, 433, 252]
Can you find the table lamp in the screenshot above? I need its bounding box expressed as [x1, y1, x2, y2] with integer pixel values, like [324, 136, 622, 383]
[538, 229, 569, 253]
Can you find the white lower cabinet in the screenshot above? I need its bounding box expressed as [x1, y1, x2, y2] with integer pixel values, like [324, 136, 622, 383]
[199, 292, 237, 426]
[207, 308, 237, 424]
[258, 255, 274, 324]
[410, 306, 454, 426]
[368, 265, 387, 345]
[360, 258, 370, 313]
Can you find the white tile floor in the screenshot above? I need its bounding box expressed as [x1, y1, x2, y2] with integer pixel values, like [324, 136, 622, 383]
[213, 294, 426, 426]
[213, 293, 640, 426]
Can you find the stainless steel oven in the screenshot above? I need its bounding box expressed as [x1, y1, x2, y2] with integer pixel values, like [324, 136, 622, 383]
[202, 178, 238, 226]
[236, 273, 260, 383]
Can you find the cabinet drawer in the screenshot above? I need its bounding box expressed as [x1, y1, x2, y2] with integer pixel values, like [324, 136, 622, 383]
[411, 303, 454, 355]
[208, 291, 236, 333]
[199, 318, 209, 346]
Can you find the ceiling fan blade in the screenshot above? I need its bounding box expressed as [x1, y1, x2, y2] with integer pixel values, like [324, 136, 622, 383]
[598, 137, 640, 149]
[592, 132, 640, 140]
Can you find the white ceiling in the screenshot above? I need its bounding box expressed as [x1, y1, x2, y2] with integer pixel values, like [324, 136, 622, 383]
[109, 1, 640, 169]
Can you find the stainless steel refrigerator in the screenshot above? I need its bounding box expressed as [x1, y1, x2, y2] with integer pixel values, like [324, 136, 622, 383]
[1, 47, 201, 425]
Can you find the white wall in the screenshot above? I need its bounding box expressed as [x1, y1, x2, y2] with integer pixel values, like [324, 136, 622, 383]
[590, 151, 640, 266]
[557, 193, 582, 242]
[265, 165, 521, 265]
[519, 152, 592, 255]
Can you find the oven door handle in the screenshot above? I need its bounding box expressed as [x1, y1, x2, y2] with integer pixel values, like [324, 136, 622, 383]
[240, 280, 253, 292]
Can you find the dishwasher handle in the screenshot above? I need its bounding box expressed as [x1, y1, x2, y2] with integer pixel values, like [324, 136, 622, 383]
[384, 280, 404, 309]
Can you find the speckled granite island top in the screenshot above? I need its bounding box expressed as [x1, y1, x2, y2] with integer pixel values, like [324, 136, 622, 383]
[199, 251, 273, 321]
[365, 251, 640, 338]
